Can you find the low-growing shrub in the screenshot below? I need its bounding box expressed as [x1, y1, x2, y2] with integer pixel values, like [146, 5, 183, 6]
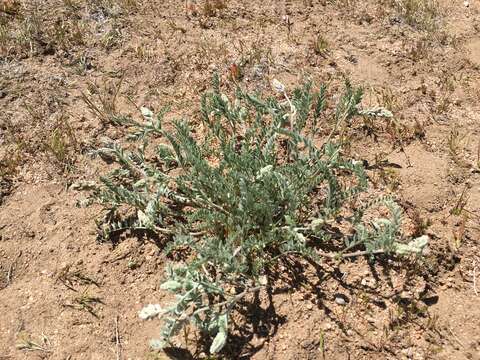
[89, 76, 427, 354]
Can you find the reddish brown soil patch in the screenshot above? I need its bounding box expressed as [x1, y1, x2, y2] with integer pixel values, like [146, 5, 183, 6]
[1, 0, 480, 359]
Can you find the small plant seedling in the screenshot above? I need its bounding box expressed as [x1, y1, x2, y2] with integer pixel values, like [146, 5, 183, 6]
[375, 87, 399, 113]
[283, 14, 293, 36]
[63, 290, 103, 318]
[127, 258, 140, 269]
[410, 209, 432, 237]
[435, 94, 451, 115]
[101, 25, 123, 50]
[379, 168, 401, 191]
[450, 186, 469, 217]
[451, 215, 467, 252]
[407, 38, 429, 61]
[313, 34, 329, 57]
[45, 115, 78, 170]
[82, 73, 126, 125]
[319, 330, 326, 359]
[56, 265, 100, 291]
[16, 333, 51, 353]
[448, 127, 467, 165]
[413, 119, 426, 139]
[426, 313, 440, 331]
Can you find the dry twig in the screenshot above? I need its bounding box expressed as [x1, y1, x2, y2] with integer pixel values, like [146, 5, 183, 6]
[115, 315, 122, 360]
[473, 259, 478, 297]
[6, 251, 22, 285]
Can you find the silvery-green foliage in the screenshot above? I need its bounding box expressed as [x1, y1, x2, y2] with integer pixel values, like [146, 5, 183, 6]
[139, 304, 163, 320]
[92, 76, 426, 354]
[394, 235, 428, 255]
[348, 198, 403, 253]
[358, 107, 393, 118]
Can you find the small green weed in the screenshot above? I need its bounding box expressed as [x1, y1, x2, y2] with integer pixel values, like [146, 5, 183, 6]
[313, 34, 329, 57]
[448, 126, 467, 165]
[82, 73, 126, 124]
[45, 116, 78, 170]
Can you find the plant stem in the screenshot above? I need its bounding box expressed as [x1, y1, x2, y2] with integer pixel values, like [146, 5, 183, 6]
[191, 285, 264, 318]
[317, 248, 387, 259]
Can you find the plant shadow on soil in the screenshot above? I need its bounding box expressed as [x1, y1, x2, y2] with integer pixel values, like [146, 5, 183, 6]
[104, 227, 450, 358]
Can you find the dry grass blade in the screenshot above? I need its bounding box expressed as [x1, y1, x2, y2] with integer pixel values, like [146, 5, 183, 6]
[56, 265, 100, 291]
[16, 333, 51, 353]
[477, 139, 480, 170]
[16, 340, 49, 352]
[115, 315, 122, 360]
[450, 186, 469, 216]
[82, 73, 126, 124]
[473, 259, 478, 297]
[63, 290, 104, 318]
[6, 250, 22, 286]
[392, 0, 441, 32]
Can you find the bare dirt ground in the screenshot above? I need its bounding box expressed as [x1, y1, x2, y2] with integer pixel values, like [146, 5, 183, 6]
[1, 0, 480, 359]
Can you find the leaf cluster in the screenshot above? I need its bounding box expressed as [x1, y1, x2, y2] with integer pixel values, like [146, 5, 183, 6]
[90, 76, 426, 353]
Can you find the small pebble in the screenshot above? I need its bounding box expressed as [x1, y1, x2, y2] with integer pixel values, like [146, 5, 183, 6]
[323, 323, 333, 331]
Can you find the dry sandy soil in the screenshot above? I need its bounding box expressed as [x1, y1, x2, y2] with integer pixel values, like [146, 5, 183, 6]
[1, 0, 480, 359]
